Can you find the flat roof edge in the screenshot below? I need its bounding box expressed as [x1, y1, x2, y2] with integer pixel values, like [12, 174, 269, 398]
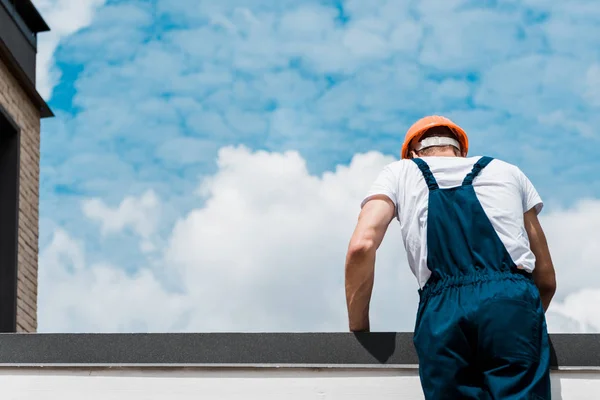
[0, 333, 597, 368]
[0, 364, 599, 373]
[0, 364, 599, 371]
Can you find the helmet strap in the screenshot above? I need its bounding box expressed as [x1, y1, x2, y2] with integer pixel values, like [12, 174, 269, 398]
[414, 136, 461, 152]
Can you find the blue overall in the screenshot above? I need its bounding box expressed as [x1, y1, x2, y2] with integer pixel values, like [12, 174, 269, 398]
[412, 157, 551, 400]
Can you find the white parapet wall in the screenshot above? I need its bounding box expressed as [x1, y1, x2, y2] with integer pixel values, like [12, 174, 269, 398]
[0, 333, 598, 399]
[1, 367, 598, 399]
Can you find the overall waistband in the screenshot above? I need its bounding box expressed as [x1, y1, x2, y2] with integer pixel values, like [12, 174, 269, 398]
[419, 269, 533, 299]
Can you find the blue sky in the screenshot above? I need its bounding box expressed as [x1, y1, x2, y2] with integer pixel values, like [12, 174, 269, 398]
[32, 0, 600, 332]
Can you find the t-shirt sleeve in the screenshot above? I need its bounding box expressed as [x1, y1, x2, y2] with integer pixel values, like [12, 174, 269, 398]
[518, 168, 543, 214]
[360, 165, 398, 216]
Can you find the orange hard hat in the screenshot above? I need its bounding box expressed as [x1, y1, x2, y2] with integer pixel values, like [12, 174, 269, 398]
[401, 115, 469, 159]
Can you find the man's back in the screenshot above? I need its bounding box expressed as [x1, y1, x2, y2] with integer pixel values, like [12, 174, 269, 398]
[362, 156, 543, 288]
[345, 116, 555, 399]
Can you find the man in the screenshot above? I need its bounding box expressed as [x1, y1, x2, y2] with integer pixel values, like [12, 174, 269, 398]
[345, 115, 556, 399]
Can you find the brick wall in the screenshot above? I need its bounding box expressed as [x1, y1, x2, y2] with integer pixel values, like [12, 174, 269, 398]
[0, 57, 40, 332]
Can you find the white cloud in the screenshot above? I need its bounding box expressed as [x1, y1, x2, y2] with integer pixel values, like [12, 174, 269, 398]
[537, 110, 595, 138]
[38, 147, 600, 333]
[32, 0, 107, 99]
[584, 64, 600, 107]
[33, 0, 600, 335]
[541, 199, 600, 297]
[39, 147, 412, 332]
[38, 0, 600, 235]
[82, 190, 160, 252]
[38, 229, 186, 333]
[547, 289, 600, 333]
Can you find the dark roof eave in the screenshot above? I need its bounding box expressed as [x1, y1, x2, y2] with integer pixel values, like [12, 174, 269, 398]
[18, 0, 50, 33]
[0, 38, 53, 118]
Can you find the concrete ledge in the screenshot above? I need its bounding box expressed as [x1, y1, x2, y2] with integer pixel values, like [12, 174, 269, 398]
[0, 367, 597, 399]
[0, 333, 597, 368]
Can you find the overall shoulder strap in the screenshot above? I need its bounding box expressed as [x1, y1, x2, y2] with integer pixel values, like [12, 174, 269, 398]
[462, 156, 494, 186]
[412, 158, 439, 191]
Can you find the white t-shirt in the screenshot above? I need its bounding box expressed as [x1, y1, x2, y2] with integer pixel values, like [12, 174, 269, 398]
[362, 156, 543, 288]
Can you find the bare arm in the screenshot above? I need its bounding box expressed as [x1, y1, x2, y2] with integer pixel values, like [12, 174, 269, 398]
[524, 208, 556, 311]
[345, 196, 395, 332]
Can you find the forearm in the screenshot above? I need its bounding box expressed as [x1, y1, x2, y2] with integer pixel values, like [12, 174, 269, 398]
[538, 290, 553, 313]
[345, 248, 376, 332]
[533, 266, 556, 312]
[524, 208, 556, 313]
[344, 196, 395, 332]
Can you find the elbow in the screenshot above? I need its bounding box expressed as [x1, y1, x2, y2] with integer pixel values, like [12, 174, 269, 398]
[535, 267, 557, 296]
[539, 277, 557, 297]
[347, 239, 376, 259]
